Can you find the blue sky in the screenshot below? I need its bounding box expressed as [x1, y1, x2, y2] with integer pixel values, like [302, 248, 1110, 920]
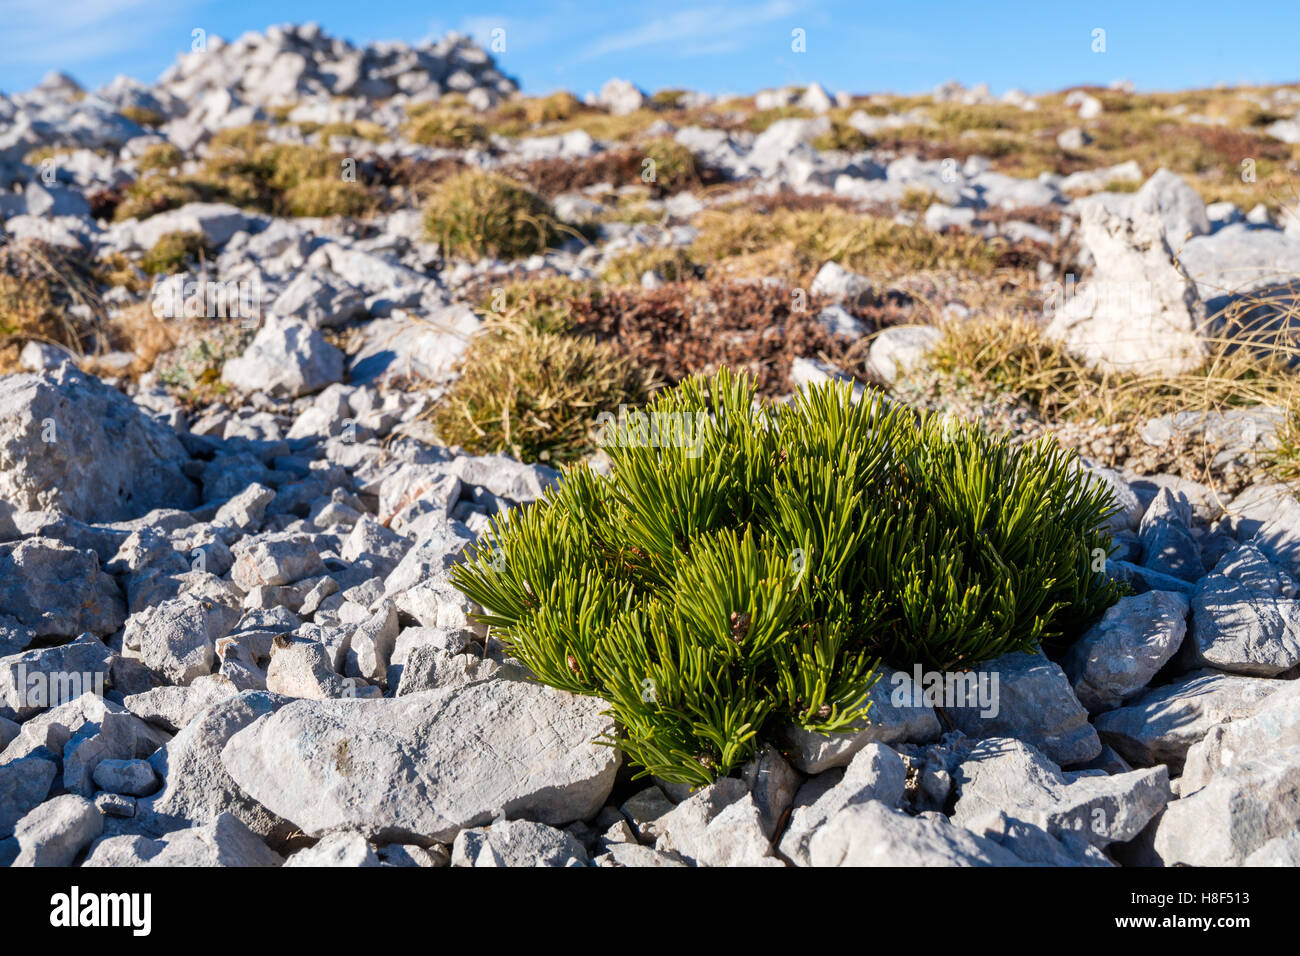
[1, 0, 1296, 99]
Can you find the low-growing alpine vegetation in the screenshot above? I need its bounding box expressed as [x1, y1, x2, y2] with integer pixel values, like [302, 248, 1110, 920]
[452, 369, 1122, 785]
[0, 239, 106, 368]
[403, 106, 489, 148]
[689, 205, 1023, 283]
[432, 315, 655, 463]
[139, 231, 213, 276]
[114, 124, 379, 221]
[423, 169, 566, 260]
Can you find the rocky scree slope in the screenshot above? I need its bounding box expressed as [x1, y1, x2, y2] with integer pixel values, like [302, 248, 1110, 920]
[1, 26, 1300, 866]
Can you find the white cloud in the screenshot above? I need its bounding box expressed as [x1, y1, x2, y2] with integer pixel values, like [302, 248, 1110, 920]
[452, 8, 579, 54]
[573, 0, 801, 63]
[2, 0, 198, 71]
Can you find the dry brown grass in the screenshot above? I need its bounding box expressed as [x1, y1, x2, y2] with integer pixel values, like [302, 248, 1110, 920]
[402, 107, 489, 148]
[0, 240, 106, 359]
[80, 303, 181, 378]
[488, 92, 584, 134]
[115, 125, 382, 221]
[516, 108, 663, 143]
[431, 315, 655, 463]
[688, 206, 1037, 284]
[0, 243, 181, 379]
[928, 308, 1300, 433]
[422, 168, 568, 260]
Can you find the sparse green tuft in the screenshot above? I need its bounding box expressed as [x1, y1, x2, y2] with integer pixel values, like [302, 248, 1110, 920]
[140, 231, 213, 276]
[136, 143, 184, 172]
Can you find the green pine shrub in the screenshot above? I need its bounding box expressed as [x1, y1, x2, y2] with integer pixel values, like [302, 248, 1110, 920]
[451, 369, 1121, 785]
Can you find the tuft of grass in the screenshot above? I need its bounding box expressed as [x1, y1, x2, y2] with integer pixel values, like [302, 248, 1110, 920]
[1269, 408, 1300, 487]
[136, 143, 184, 172]
[0, 239, 106, 358]
[0, 267, 60, 348]
[650, 89, 688, 108]
[511, 144, 722, 200]
[473, 275, 597, 334]
[208, 123, 270, 155]
[119, 104, 166, 128]
[811, 121, 871, 153]
[403, 108, 489, 148]
[113, 174, 206, 221]
[94, 252, 149, 294]
[929, 309, 1300, 433]
[432, 317, 655, 463]
[899, 186, 940, 213]
[281, 177, 375, 217]
[116, 127, 377, 221]
[81, 302, 181, 379]
[315, 120, 388, 143]
[518, 108, 662, 143]
[601, 246, 699, 285]
[423, 169, 565, 260]
[745, 105, 814, 132]
[139, 231, 213, 276]
[640, 138, 699, 196]
[689, 206, 1009, 283]
[492, 92, 584, 131]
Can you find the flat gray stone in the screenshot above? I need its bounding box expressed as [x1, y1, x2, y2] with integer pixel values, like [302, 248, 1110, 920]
[1187, 543, 1300, 676]
[11, 793, 102, 866]
[221, 675, 619, 845]
[1063, 590, 1188, 712]
[451, 819, 588, 867]
[946, 651, 1102, 765]
[0, 634, 114, 720]
[134, 690, 295, 844]
[0, 753, 57, 837]
[0, 539, 125, 638]
[1153, 745, 1300, 866]
[84, 812, 283, 866]
[0, 365, 195, 521]
[284, 830, 380, 867]
[1095, 670, 1288, 769]
[951, 737, 1170, 848]
[778, 741, 907, 866]
[1181, 679, 1300, 792]
[809, 800, 1025, 867]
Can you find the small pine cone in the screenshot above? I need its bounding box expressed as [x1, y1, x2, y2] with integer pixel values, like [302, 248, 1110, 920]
[566, 654, 580, 674]
[816, 704, 832, 719]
